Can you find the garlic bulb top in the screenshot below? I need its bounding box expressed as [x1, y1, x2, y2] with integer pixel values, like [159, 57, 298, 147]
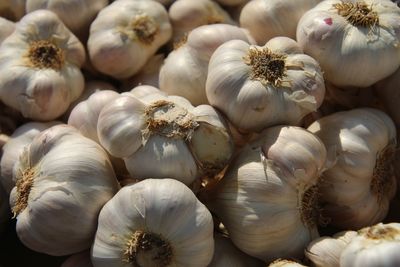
[296, 0, 400, 87]
[97, 89, 234, 185]
[26, 0, 108, 40]
[206, 37, 325, 133]
[1, 121, 60, 194]
[91, 178, 214, 267]
[160, 24, 255, 106]
[0, 10, 86, 121]
[10, 125, 119, 256]
[61, 251, 93, 267]
[240, 0, 321, 45]
[308, 108, 397, 229]
[0, 0, 25, 21]
[206, 126, 327, 262]
[0, 17, 14, 44]
[88, 0, 172, 79]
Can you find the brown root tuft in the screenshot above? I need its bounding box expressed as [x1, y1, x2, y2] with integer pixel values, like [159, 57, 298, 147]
[333, 1, 379, 29]
[12, 167, 36, 217]
[27, 40, 65, 70]
[131, 14, 159, 44]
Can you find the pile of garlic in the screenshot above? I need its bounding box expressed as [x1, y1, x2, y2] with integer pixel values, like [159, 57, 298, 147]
[0, 0, 399, 266]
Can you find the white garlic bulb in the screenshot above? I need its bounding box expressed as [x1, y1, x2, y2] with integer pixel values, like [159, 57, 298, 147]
[97, 89, 234, 186]
[1, 121, 60, 194]
[0, 17, 14, 44]
[0, 10, 86, 121]
[240, 0, 321, 45]
[61, 251, 93, 267]
[168, 0, 235, 43]
[206, 126, 327, 262]
[0, 0, 25, 21]
[160, 24, 254, 106]
[25, 0, 108, 40]
[268, 259, 309, 267]
[91, 178, 214, 267]
[206, 37, 325, 133]
[10, 125, 119, 256]
[296, 0, 400, 87]
[88, 0, 172, 79]
[307, 108, 397, 229]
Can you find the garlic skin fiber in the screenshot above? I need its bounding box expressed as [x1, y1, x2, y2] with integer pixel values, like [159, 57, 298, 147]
[207, 126, 327, 262]
[308, 108, 397, 229]
[296, 0, 400, 87]
[88, 0, 172, 79]
[91, 178, 214, 267]
[10, 125, 119, 256]
[206, 37, 325, 133]
[0, 10, 86, 121]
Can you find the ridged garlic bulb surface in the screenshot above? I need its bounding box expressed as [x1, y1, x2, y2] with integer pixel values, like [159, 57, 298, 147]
[0, 10, 86, 121]
[88, 0, 172, 79]
[207, 126, 327, 262]
[160, 24, 254, 106]
[296, 0, 400, 87]
[308, 108, 397, 229]
[97, 88, 234, 185]
[9, 125, 119, 256]
[91, 178, 214, 267]
[206, 37, 325, 133]
[268, 259, 309, 267]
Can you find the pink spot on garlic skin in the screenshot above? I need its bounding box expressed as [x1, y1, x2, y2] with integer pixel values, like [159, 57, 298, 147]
[324, 18, 333, 25]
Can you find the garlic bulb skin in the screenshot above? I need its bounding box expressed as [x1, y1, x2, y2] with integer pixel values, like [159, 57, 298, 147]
[168, 0, 234, 43]
[268, 259, 309, 267]
[10, 125, 119, 256]
[97, 89, 234, 185]
[206, 37, 325, 133]
[207, 126, 327, 262]
[0, 10, 86, 121]
[296, 0, 400, 87]
[307, 108, 397, 229]
[88, 0, 172, 79]
[208, 234, 264, 267]
[61, 251, 93, 267]
[240, 0, 321, 45]
[0, 17, 14, 44]
[0, 0, 25, 21]
[1, 121, 60, 194]
[160, 24, 254, 106]
[25, 0, 108, 40]
[91, 178, 214, 267]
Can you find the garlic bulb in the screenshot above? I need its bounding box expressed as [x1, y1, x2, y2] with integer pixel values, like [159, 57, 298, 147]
[307, 108, 397, 229]
[0, 17, 14, 44]
[88, 0, 172, 79]
[0, 10, 86, 121]
[168, 0, 235, 43]
[0, 0, 25, 21]
[91, 178, 214, 267]
[61, 251, 93, 267]
[206, 126, 327, 262]
[25, 0, 108, 40]
[97, 89, 234, 185]
[1, 121, 60, 194]
[240, 0, 321, 45]
[160, 24, 254, 106]
[10, 125, 119, 256]
[296, 0, 400, 87]
[206, 37, 325, 133]
[268, 259, 309, 267]
[208, 234, 264, 267]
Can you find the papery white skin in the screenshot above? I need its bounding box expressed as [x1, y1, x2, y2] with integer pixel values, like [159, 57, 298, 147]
[305, 230, 358, 267]
[26, 0, 108, 40]
[0, 121, 60, 194]
[91, 178, 214, 267]
[206, 37, 325, 133]
[121, 54, 164, 90]
[97, 90, 233, 185]
[168, 0, 235, 43]
[61, 251, 93, 267]
[0, 10, 86, 121]
[308, 108, 397, 229]
[88, 0, 172, 79]
[9, 125, 119, 256]
[160, 24, 254, 106]
[68, 90, 120, 143]
[240, 0, 321, 45]
[0, 0, 25, 21]
[296, 0, 400, 87]
[0, 17, 15, 44]
[207, 126, 327, 262]
[0, 182, 10, 234]
[208, 234, 264, 267]
[268, 259, 309, 267]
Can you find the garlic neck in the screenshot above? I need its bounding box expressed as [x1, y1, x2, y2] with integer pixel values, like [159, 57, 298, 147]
[27, 40, 65, 70]
[13, 166, 36, 216]
[124, 230, 173, 267]
[333, 1, 379, 28]
[128, 14, 158, 44]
